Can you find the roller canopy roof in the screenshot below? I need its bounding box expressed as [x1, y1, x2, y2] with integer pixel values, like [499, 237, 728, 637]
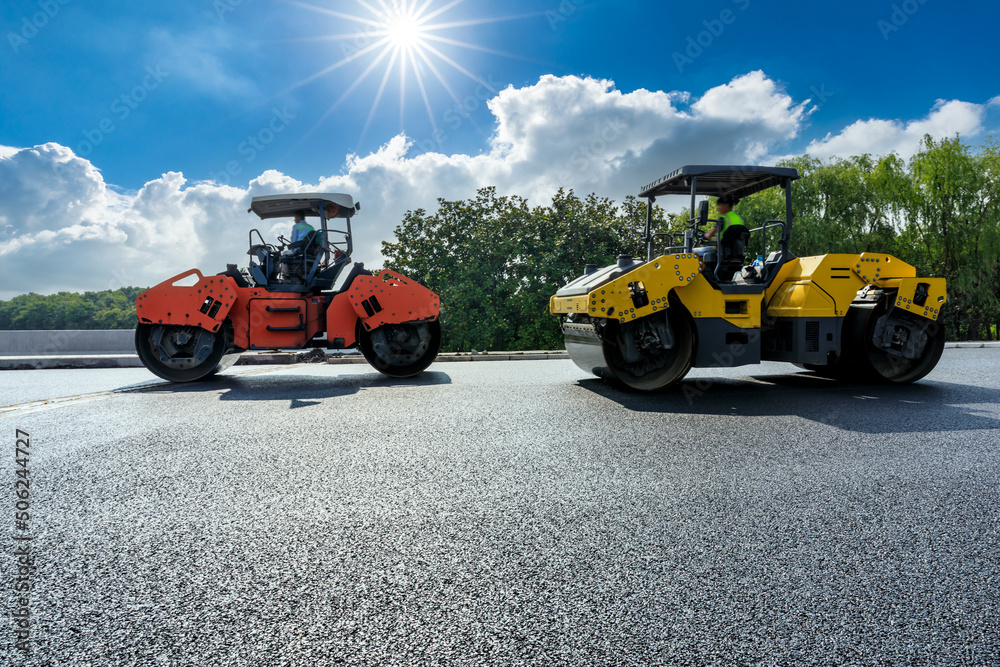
[249, 193, 358, 220]
[639, 165, 800, 200]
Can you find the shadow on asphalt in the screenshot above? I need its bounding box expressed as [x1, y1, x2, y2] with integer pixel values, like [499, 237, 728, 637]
[123, 370, 452, 409]
[576, 371, 1000, 434]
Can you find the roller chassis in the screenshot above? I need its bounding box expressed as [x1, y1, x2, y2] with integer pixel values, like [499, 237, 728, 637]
[550, 166, 947, 390]
[135, 193, 441, 382]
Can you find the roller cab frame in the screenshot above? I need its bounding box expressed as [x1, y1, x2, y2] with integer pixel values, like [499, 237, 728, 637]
[550, 165, 947, 390]
[135, 193, 441, 382]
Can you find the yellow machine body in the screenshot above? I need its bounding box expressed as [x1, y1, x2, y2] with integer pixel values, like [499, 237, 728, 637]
[550, 165, 948, 390]
[552, 252, 944, 326]
[551, 251, 947, 384]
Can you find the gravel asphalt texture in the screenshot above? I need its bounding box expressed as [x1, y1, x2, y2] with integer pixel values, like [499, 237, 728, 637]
[1, 349, 999, 665]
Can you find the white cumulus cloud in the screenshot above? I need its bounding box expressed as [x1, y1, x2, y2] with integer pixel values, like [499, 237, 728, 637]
[802, 99, 988, 161]
[0, 72, 993, 300]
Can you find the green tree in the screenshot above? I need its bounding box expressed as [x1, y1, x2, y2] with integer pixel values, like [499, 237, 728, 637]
[903, 136, 1000, 339]
[5, 139, 999, 344]
[382, 187, 650, 351]
[0, 288, 146, 330]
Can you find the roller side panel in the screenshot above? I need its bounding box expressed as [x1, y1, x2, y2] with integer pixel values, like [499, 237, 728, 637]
[136, 269, 238, 333]
[245, 297, 326, 350]
[760, 316, 842, 365]
[551, 254, 700, 321]
[326, 292, 360, 348]
[348, 270, 440, 331]
[691, 318, 762, 368]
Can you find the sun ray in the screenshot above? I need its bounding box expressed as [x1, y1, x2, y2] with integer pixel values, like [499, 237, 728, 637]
[360, 46, 402, 147]
[410, 47, 463, 108]
[359, 0, 389, 16]
[280, 0, 538, 153]
[410, 54, 440, 143]
[412, 0, 437, 19]
[363, 0, 397, 24]
[421, 33, 535, 62]
[288, 42, 397, 153]
[422, 13, 550, 30]
[398, 45, 409, 130]
[418, 40, 497, 93]
[415, 0, 465, 26]
[268, 36, 391, 101]
[331, 45, 396, 113]
[280, 0, 384, 28]
[411, 46, 487, 136]
[274, 32, 380, 43]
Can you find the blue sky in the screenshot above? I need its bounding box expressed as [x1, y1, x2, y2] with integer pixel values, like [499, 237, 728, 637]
[1, 0, 998, 298]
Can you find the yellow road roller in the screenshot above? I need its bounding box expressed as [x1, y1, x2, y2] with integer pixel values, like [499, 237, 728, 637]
[550, 165, 947, 390]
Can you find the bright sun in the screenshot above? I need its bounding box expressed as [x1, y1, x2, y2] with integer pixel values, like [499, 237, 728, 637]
[284, 0, 530, 147]
[384, 12, 425, 48]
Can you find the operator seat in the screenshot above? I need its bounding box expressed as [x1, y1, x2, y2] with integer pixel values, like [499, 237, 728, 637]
[286, 230, 320, 260]
[219, 264, 250, 288]
[277, 230, 322, 283]
[716, 225, 750, 282]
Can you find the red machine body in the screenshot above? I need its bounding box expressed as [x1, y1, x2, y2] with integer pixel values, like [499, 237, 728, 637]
[135, 193, 441, 382]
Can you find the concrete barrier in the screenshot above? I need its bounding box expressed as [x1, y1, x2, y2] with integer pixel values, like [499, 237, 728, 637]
[0, 328, 994, 372]
[0, 330, 135, 356]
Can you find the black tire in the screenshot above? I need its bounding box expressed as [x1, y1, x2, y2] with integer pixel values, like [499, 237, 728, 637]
[357, 320, 442, 378]
[842, 301, 946, 384]
[602, 304, 695, 391]
[135, 321, 239, 382]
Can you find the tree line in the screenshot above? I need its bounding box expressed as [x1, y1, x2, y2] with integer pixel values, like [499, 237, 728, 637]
[3, 136, 997, 348]
[742, 136, 999, 342]
[383, 135, 999, 350]
[0, 288, 143, 330]
[382, 188, 649, 351]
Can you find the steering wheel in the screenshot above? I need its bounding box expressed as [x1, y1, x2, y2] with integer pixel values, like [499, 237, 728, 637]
[248, 242, 278, 256]
[701, 218, 726, 244]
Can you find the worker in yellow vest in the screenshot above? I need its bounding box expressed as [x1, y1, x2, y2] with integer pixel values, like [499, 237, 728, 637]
[704, 194, 744, 242]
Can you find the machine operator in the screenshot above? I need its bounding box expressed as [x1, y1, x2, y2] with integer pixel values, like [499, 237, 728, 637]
[704, 194, 744, 244]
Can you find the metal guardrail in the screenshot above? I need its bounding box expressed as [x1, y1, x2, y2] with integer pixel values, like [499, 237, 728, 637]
[0, 330, 135, 356]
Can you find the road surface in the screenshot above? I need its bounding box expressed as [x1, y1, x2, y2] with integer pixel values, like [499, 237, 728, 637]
[2, 350, 998, 665]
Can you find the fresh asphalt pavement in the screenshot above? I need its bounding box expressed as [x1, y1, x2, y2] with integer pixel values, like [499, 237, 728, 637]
[1, 350, 998, 665]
